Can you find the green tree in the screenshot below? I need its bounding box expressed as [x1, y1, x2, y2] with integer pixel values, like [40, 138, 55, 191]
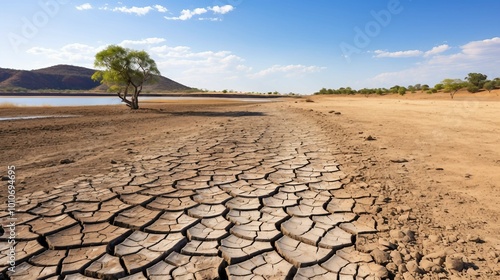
[493, 78, 500, 87]
[434, 83, 444, 91]
[421, 84, 430, 91]
[467, 84, 480, 93]
[398, 87, 407, 96]
[465, 73, 488, 88]
[483, 81, 495, 93]
[92, 45, 160, 109]
[390, 85, 400, 94]
[442, 79, 466, 99]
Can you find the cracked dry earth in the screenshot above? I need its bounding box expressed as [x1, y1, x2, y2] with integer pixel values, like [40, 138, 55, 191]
[1, 104, 388, 280]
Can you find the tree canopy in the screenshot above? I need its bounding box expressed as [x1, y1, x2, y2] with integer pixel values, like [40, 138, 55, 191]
[442, 79, 467, 99]
[92, 45, 160, 109]
[465, 73, 488, 88]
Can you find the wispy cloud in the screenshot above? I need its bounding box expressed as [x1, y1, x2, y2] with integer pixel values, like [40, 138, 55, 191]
[110, 6, 154, 16]
[424, 44, 450, 57]
[165, 5, 234, 21]
[75, 3, 92, 11]
[120, 38, 166, 46]
[25, 37, 324, 93]
[166, 8, 208, 21]
[373, 44, 451, 58]
[373, 49, 423, 58]
[26, 43, 101, 65]
[153, 5, 168, 13]
[249, 65, 325, 78]
[369, 37, 500, 87]
[96, 5, 168, 16]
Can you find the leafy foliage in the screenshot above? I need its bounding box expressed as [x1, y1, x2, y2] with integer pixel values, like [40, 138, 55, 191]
[465, 73, 488, 88]
[442, 79, 466, 99]
[483, 81, 495, 92]
[92, 45, 160, 109]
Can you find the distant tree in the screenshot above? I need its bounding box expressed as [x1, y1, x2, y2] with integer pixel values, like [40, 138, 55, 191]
[434, 83, 444, 91]
[318, 88, 327, 95]
[483, 81, 495, 93]
[222, 89, 228, 93]
[92, 45, 160, 109]
[414, 83, 422, 91]
[398, 87, 407, 96]
[390, 85, 400, 94]
[465, 73, 488, 88]
[493, 78, 500, 87]
[442, 79, 466, 99]
[467, 84, 480, 93]
[421, 84, 430, 91]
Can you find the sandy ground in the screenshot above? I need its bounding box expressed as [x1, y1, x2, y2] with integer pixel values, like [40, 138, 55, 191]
[0, 94, 499, 279]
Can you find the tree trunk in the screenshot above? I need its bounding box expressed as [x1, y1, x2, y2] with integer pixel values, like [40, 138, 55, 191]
[131, 90, 139, 109]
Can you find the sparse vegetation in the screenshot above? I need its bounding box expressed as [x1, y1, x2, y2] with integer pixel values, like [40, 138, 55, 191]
[314, 72, 497, 98]
[442, 79, 467, 99]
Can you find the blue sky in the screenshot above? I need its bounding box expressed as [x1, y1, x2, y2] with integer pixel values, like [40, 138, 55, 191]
[1, 0, 500, 94]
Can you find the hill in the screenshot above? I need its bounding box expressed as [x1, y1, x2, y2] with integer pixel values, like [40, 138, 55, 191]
[0, 64, 192, 92]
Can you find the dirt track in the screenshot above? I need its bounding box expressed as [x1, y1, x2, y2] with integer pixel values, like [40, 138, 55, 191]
[0, 96, 499, 279]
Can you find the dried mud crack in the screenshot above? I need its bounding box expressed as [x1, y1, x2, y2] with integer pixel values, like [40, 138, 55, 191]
[2, 102, 495, 279]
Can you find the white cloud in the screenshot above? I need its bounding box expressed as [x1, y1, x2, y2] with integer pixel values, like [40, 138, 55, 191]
[154, 5, 168, 13]
[166, 5, 234, 21]
[111, 6, 154, 16]
[249, 65, 325, 78]
[209, 5, 234, 14]
[373, 44, 451, 59]
[97, 5, 167, 16]
[26, 43, 102, 66]
[373, 49, 423, 58]
[75, 3, 92, 10]
[120, 38, 166, 46]
[368, 37, 500, 87]
[424, 44, 450, 57]
[166, 8, 208, 20]
[24, 39, 323, 93]
[199, 17, 221, 22]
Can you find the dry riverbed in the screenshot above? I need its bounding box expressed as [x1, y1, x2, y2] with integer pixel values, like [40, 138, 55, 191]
[0, 94, 499, 279]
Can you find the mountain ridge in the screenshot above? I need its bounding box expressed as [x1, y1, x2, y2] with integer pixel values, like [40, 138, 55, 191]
[0, 64, 192, 92]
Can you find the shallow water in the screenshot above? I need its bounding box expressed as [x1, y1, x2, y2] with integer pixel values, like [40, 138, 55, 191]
[0, 115, 78, 121]
[0, 96, 275, 107]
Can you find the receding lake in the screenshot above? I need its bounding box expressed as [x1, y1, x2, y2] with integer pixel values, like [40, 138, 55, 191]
[0, 96, 277, 107]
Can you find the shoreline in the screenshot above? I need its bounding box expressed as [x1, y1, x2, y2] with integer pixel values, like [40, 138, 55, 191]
[0, 92, 285, 99]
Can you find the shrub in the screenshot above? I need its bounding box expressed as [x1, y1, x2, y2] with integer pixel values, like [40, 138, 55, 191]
[467, 84, 480, 93]
[483, 81, 495, 92]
